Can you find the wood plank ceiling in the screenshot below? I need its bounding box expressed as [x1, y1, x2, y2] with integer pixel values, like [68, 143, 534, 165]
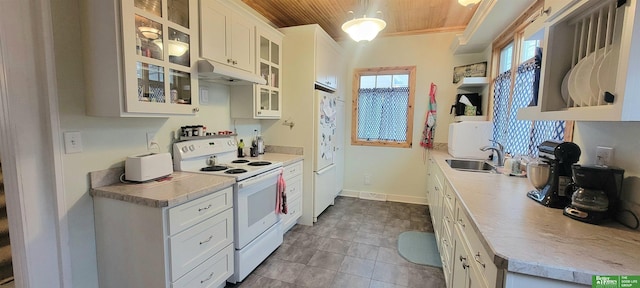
[241, 0, 479, 41]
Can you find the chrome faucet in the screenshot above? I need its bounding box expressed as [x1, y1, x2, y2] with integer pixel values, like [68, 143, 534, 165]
[480, 140, 505, 167]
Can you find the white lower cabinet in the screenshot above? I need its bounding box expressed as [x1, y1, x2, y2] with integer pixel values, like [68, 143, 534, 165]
[427, 156, 590, 288]
[94, 186, 234, 288]
[281, 160, 303, 233]
[427, 157, 499, 288]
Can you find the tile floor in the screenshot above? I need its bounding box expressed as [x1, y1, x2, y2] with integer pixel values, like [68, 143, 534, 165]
[226, 196, 446, 288]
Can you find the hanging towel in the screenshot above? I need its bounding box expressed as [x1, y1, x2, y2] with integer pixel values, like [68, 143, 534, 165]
[276, 169, 287, 214]
[420, 83, 438, 149]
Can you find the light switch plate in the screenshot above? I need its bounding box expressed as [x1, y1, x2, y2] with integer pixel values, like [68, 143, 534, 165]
[63, 131, 83, 154]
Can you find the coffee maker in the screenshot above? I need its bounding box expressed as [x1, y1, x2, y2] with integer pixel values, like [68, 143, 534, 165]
[527, 141, 581, 208]
[563, 165, 624, 224]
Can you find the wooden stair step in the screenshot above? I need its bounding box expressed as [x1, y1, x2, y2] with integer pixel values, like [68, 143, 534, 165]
[0, 245, 10, 267]
[0, 218, 7, 236]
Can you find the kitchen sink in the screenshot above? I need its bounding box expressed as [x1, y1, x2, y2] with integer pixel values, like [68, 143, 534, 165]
[445, 159, 497, 173]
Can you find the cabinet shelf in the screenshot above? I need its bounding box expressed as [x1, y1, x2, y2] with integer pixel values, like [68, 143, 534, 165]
[519, 0, 640, 121]
[456, 77, 489, 89]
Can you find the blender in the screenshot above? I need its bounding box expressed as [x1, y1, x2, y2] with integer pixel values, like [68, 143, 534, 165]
[563, 164, 624, 224]
[527, 140, 581, 208]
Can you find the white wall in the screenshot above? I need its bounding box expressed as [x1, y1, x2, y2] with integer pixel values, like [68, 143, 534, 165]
[572, 122, 640, 227]
[51, 0, 259, 286]
[342, 32, 466, 204]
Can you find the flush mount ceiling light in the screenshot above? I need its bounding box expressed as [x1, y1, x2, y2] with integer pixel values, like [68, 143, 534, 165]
[458, 0, 481, 7]
[168, 39, 189, 56]
[154, 39, 189, 57]
[341, 0, 386, 42]
[138, 26, 160, 39]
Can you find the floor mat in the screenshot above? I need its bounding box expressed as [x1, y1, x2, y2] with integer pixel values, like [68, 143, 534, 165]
[397, 231, 442, 268]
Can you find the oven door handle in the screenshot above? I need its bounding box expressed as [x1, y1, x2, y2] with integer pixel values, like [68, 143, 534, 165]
[238, 169, 281, 188]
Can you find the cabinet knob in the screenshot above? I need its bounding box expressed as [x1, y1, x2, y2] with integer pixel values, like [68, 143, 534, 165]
[233, 60, 238, 65]
[227, 59, 232, 63]
[193, 107, 200, 113]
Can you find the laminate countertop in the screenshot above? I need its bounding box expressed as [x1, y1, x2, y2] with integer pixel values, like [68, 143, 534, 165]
[90, 153, 303, 208]
[429, 150, 640, 285]
[90, 171, 235, 208]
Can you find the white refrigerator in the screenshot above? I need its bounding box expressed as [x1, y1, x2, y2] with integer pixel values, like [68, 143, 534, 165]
[313, 90, 337, 220]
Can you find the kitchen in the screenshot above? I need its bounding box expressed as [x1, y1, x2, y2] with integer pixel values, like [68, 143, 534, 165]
[1, 0, 639, 288]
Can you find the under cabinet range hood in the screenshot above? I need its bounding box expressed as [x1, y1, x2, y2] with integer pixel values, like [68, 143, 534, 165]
[197, 60, 267, 85]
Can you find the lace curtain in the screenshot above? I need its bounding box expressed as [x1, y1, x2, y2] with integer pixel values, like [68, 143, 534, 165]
[357, 87, 409, 141]
[492, 61, 565, 156]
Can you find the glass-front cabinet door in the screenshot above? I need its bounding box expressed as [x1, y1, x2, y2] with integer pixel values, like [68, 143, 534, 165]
[123, 0, 199, 115]
[254, 28, 282, 118]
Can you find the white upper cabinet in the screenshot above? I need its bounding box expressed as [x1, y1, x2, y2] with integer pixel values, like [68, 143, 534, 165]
[229, 18, 284, 119]
[544, 0, 583, 22]
[200, 0, 255, 73]
[83, 0, 200, 117]
[519, 0, 640, 121]
[315, 32, 341, 91]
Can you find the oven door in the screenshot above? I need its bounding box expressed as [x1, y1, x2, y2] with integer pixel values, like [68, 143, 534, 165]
[235, 168, 280, 249]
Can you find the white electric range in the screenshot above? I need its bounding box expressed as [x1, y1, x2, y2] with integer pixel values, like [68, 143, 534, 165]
[173, 137, 283, 283]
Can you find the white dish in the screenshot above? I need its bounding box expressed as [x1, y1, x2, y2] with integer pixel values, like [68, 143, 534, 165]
[597, 42, 619, 103]
[589, 49, 607, 104]
[567, 56, 585, 106]
[574, 48, 605, 106]
[561, 68, 571, 105]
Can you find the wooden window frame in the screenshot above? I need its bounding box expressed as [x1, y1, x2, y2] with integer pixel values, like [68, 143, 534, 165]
[351, 66, 416, 148]
[489, 0, 574, 142]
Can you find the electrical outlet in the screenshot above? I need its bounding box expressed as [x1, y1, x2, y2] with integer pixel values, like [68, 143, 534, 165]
[63, 131, 83, 154]
[595, 146, 613, 167]
[146, 132, 158, 150]
[364, 174, 371, 185]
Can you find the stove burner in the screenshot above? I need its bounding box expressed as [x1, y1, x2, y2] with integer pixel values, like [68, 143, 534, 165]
[248, 161, 272, 166]
[200, 166, 228, 172]
[232, 159, 250, 164]
[225, 168, 248, 174]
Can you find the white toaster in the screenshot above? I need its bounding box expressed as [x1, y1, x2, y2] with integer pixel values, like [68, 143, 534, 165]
[125, 152, 173, 182]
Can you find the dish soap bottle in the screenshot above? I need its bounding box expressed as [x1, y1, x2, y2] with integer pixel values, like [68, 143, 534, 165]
[237, 139, 245, 157]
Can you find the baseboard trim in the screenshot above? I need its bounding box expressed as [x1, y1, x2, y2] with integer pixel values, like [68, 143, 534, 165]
[387, 194, 428, 205]
[339, 190, 428, 205]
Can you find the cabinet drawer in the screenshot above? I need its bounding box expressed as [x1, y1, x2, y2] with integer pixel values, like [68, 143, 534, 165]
[167, 186, 232, 235]
[169, 208, 233, 281]
[440, 235, 452, 274]
[286, 175, 302, 200]
[283, 161, 303, 179]
[443, 182, 455, 212]
[281, 195, 302, 233]
[442, 203, 454, 241]
[171, 243, 234, 288]
[456, 203, 498, 288]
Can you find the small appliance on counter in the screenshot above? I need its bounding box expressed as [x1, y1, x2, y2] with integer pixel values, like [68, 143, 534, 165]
[526, 140, 581, 208]
[124, 152, 173, 182]
[448, 121, 493, 159]
[563, 164, 624, 224]
[450, 93, 482, 116]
